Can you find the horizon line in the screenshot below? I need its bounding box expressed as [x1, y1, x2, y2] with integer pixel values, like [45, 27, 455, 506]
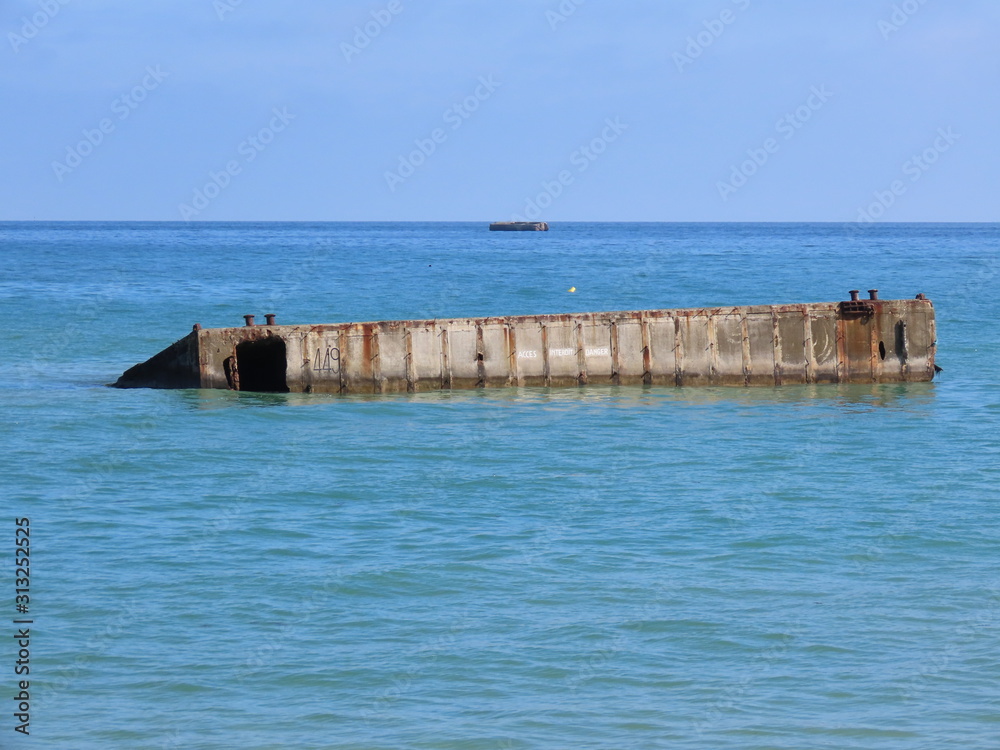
[1, 219, 997, 225]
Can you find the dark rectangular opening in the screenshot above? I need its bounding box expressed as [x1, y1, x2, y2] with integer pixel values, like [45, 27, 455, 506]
[235, 338, 289, 393]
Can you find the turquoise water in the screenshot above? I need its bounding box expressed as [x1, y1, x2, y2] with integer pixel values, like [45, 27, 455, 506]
[3, 222, 999, 749]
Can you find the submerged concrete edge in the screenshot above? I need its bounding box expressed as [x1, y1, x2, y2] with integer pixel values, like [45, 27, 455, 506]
[114, 295, 937, 394]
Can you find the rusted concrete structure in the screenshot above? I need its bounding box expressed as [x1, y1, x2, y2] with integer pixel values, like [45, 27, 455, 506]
[114, 291, 936, 394]
[490, 222, 549, 231]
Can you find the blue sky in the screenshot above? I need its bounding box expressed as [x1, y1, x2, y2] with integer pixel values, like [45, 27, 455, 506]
[1, 0, 997, 221]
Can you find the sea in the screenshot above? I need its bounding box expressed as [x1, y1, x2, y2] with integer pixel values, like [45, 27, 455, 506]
[2, 221, 998, 750]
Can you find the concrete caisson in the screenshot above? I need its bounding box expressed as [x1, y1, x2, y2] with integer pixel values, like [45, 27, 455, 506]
[114, 293, 937, 394]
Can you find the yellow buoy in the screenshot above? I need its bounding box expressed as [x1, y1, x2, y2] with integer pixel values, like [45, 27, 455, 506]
[568, 287, 576, 293]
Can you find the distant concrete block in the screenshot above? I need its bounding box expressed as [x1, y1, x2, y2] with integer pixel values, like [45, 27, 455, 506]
[489, 222, 549, 231]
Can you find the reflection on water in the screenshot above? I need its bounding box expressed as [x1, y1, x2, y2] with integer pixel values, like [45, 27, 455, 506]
[176, 381, 937, 412]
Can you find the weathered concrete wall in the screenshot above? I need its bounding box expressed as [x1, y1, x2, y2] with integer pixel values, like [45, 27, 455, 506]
[114, 295, 937, 393]
[115, 331, 201, 389]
